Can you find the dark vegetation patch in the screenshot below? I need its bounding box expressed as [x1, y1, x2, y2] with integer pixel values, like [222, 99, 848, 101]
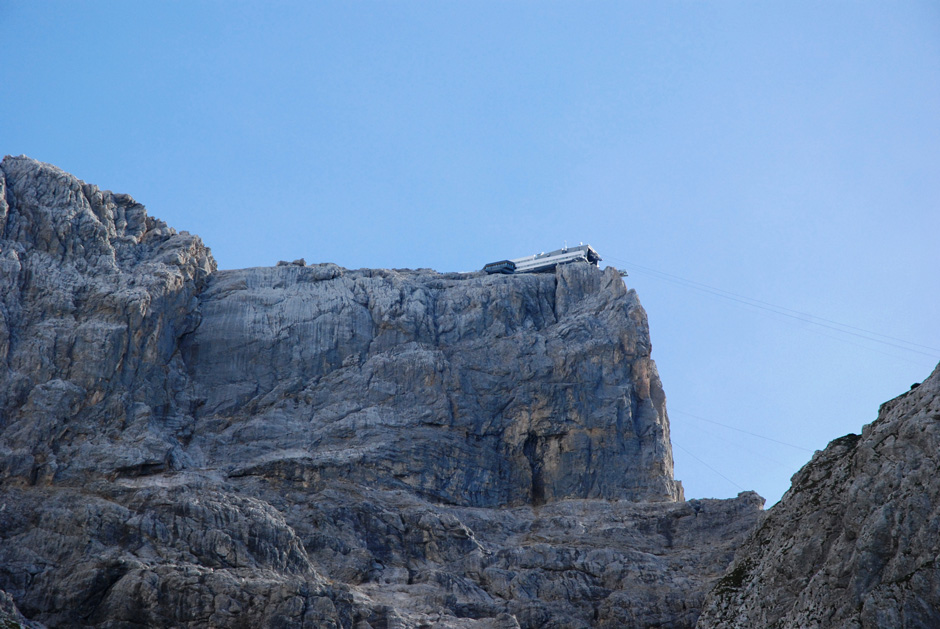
[714, 559, 755, 597]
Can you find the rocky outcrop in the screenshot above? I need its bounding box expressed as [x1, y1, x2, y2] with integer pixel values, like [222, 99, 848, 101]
[0, 155, 215, 486]
[0, 157, 762, 628]
[696, 363, 940, 629]
[0, 589, 44, 629]
[0, 155, 680, 506]
[0, 476, 761, 628]
[183, 260, 682, 507]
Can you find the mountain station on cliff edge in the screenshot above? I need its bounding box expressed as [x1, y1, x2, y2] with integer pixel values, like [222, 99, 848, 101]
[483, 243, 602, 274]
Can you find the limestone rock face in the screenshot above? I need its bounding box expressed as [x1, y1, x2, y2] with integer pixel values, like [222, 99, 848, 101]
[0, 157, 762, 628]
[0, 155, 215, 485]
[696, 363, 940, 629]
[183, 260, 682, 507]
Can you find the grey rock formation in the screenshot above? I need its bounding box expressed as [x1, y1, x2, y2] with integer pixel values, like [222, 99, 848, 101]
[0, 477, 761, 628]
[696, 362, 940, 629]
[0, 156, 762, 628]
[0, 155, 215, 486]
[0, 588, 44, 629]
[184, 260, 682, 507]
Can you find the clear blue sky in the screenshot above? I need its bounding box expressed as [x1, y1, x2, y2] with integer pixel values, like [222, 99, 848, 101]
[2, 1, 938, 505]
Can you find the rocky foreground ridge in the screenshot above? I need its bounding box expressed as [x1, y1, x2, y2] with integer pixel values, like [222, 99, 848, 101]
[696, 362, 940, 629]
[0, 156, 936, 628]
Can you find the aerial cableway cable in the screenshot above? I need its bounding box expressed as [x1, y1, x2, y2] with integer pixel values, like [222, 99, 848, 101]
[670, 408, 815, 452]
[671, 410, 811, 472]
[671, 440, 745, 492]
[554, 381, 813, 482]
[605, 255, 939, 359]
[595, 254, 936, 495]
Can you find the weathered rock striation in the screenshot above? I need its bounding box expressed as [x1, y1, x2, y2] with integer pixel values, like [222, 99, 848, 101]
[696, 363, 940, 629]
[184, 259, 683, 507]
[0, 156, 764, 628]
[0, 155, 215, 484]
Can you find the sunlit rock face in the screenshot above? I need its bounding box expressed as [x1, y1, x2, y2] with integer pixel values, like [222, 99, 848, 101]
[696, 363, 940, 629]
[0, 157, 764, 629]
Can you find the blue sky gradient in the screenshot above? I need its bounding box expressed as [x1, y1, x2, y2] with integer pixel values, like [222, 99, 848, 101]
[2, 1, 938, 504]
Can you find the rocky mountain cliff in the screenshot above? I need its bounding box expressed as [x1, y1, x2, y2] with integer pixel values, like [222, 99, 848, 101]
[0, 156, 760, 628]
[184, 259, 683, 508]
[0, 155, 681, 507]
[696, 362, 940, 629]
[4, 156, 935, 629]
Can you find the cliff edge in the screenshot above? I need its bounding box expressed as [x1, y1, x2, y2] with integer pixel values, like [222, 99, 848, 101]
[183, 260, 683, 507]
[0, 157, 759, 628]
